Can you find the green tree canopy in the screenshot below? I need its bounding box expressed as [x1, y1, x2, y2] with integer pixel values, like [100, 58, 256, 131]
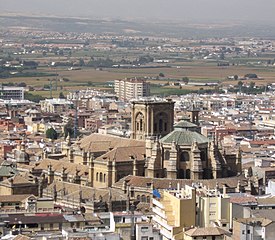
[46, 128, 58, 140]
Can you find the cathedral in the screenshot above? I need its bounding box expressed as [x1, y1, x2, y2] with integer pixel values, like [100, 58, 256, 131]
[38, 98, 241, 188]
[131, 98, 241, 180]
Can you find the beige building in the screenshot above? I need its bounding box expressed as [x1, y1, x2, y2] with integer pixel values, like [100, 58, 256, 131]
[197, 190, 231, 228]
[152, 186, 196, 240]
[40, 98, 73, 113]
[114, 78, 150, 101]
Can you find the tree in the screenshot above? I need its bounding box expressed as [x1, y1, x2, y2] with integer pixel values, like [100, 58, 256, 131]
[220, 52, 225, 60]
[249, 82, 256, 89]
[245, 73, 258, 79]
[182, 77, 189, 84]
[46, 128, 58, 140]
[234, 75, 238, 80]
[79, 58, 85, 66]
[159, 73, 165, 77]
[59, 92, 66, 99]
[237, 81, 243, 88]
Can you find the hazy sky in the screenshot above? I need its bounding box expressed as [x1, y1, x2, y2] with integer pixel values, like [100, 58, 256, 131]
[0, 0, 275, 23]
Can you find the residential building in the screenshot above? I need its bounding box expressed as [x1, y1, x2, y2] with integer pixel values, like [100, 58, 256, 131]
[197, 189, 231, 228]
[40, 98, 73, 113]
[136, 222, 162, 240]
[152, 186, 196, 240]
[0, 86, 24, 100]
[114, 78, 150, 101]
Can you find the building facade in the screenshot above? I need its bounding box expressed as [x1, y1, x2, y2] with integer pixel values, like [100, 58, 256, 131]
[131, 98, 174, 140]
[0, 86, 24, 100]
[114, 78, 150, 101]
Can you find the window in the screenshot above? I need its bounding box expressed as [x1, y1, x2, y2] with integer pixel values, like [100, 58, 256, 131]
[99, 172, 103, 182]
[242, 230, 245, 234]
[247, 230, 250, 234]
[141, 226, 149, 232]
[141, 237, 148, 240]
[200, 150, 206, 161]
[103, 174, 106, 183]
[180, 152, 189, 162]
[209, 211, 216, 216]
[164, 150, 170, 160]
[159, 119, 163, 132]
[96, 172, 99, 181]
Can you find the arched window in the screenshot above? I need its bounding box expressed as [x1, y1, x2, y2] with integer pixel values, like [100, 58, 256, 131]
[154, 112, 168, 134]
[159, 119, 163, 132]
[96, 172, 99, 181]
[146, 196, 150, 203]
[137, 195, 141, 201]
[180, 151, 189, 162]
[99, 172, 103, 182]
[136, 112, 144, 132]
[103, 174, 106, 183]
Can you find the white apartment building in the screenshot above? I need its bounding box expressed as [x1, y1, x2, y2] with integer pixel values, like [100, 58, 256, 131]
[114, 78, 150, 101]
[0, 86, 25, 100]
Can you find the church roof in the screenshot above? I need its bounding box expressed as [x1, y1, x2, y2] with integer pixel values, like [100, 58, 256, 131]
[33, 159, 89, 178]
[160, 129, 209, 145]
[45, 181, 127, 202]
[174, 120, 197, 129]
[79, 133, 145, 152]
[95, 146, 146, 162]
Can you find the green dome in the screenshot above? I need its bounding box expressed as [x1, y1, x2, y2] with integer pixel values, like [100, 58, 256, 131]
[174, 120, 197, 129]
[160, 129, 209, 145]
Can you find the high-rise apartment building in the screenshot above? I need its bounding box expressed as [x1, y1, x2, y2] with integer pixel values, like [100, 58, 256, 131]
[114, 78, 150, 101]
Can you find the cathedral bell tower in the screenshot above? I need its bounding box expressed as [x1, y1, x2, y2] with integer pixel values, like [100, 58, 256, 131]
[131, 98, 174, 140]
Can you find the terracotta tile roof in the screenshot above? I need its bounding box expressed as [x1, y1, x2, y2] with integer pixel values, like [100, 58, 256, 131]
[1, 174, 35, 186]
[33, 159, 89, 178]
[252, 209, 275, 222]
[79, 133, 145, 152]
[257, 197, 275, 206]
[113, 175, 247, 190]
[230, 195, 257, 204]
[250, 140, 275, 145]
[95, 146, 145, 162]
[45, 181, 127, 202]
[185, 227, 227, 237]
[0, 194, 34, 203]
